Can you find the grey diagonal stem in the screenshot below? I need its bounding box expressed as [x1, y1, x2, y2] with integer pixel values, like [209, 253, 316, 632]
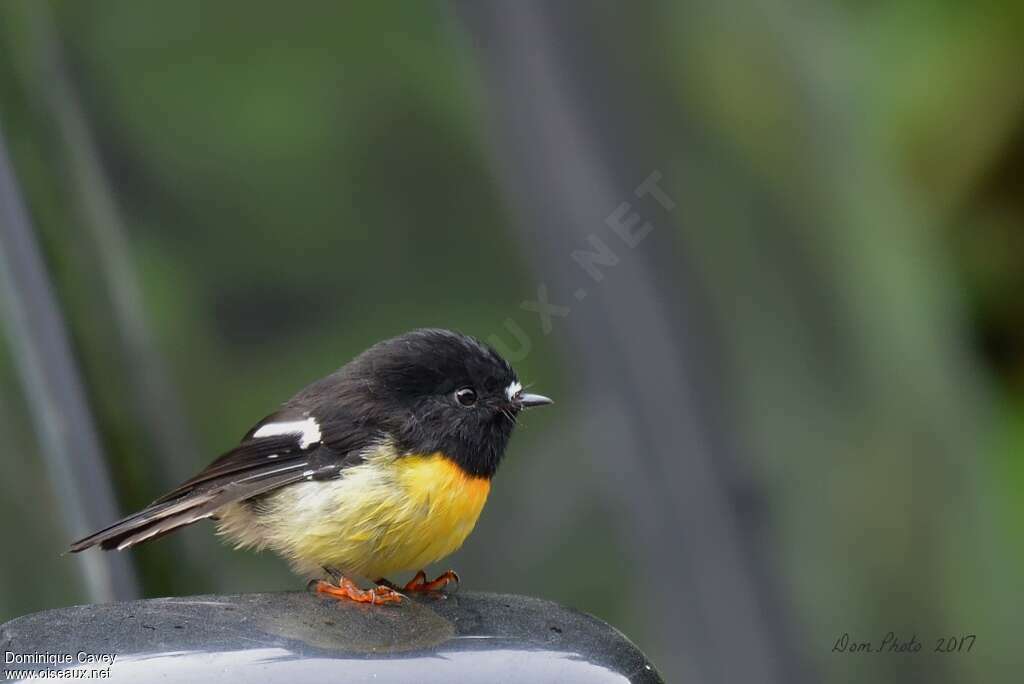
[0, 124, 139, 603]
[453, 3, 806, 682]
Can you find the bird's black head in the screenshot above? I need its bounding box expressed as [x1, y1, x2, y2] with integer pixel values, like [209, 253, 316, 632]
[343, 328, 551, 478]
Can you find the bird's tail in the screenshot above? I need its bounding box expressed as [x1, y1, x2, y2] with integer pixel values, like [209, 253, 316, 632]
[69, 492, 217, 553]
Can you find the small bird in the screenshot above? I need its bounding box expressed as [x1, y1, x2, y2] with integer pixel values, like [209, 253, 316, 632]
[70, 329, 552, 604]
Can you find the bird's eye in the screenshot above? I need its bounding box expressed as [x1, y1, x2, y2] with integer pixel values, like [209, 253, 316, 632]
[454, 387, 477, 407]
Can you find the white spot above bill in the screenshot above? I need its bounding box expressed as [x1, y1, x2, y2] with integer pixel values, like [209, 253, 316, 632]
[505, 380, 523, 401]
[252, 417, 322, 449]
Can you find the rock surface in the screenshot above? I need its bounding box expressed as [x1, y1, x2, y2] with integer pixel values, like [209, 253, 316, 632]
[1, 591, 663, 683]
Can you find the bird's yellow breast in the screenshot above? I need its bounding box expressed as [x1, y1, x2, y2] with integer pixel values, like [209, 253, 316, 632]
[219, 449, 491, 579]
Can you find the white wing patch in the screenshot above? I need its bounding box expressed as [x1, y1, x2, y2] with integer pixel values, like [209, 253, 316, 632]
[505, 380, 523, 401]
[252, 417, 322, 449]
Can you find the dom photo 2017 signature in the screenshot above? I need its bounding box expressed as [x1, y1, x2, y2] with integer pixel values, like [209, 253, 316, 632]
[832, 632, 975, 655]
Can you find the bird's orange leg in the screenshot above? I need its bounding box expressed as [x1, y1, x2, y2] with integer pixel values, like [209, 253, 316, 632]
[314, 576, 402, 604]
[403, 569, 460, 593]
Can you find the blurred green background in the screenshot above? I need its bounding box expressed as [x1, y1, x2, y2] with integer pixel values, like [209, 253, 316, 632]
[1, 1, 1022, 682]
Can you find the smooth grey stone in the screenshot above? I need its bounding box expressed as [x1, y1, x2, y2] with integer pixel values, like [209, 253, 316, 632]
[1, 591, 663, 683]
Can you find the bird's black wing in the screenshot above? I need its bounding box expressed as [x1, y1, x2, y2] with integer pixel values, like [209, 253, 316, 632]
[69, 407, 376, 552]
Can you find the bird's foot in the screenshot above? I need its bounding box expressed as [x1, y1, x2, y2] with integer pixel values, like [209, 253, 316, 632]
[406, 569, 459, 593]
[313, 577, 402, 604]
[376, 569, 460, 595]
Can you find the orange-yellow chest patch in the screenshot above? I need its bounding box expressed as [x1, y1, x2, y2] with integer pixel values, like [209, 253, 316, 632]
[397, 453, 492, 524]
[276, 451, 492, 579]
[383, 453, 491, 570]
[358, 454, 489, 577]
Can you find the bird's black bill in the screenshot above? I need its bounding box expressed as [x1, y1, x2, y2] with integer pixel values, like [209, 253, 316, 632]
[517, 393, 553, 408]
